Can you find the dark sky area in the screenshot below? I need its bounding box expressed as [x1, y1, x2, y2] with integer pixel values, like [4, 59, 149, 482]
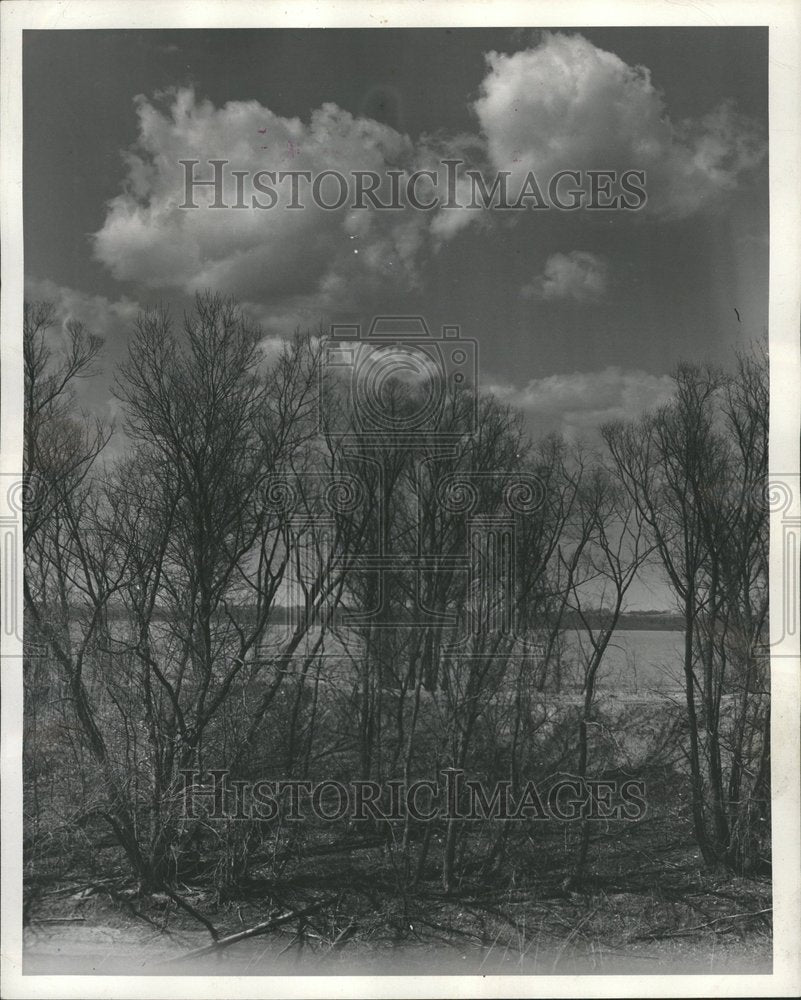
[21, 27, 770, 608]
[23, 27, 767, 388]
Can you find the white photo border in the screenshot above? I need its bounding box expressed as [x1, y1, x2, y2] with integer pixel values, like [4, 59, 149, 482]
[2, 2, 799, 997]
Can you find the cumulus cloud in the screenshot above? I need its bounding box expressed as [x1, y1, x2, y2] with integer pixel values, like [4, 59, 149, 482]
[418, 132, 492, 242]
[92, 90, 442, 314]
[485, 366, 675, 440]
[523, 251, 609, 302]
[90, 38, 765, 315]
[473, 32, 765, 219]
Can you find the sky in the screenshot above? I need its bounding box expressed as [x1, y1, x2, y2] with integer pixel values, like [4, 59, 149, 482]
[23, 27, 768, 438]
[21, 28, 769, 610]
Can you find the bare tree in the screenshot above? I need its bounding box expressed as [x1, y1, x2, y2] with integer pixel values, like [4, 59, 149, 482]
[603, 347, 769, 872]
[23, 300, 108, 547]
[559, 467, 653, 887]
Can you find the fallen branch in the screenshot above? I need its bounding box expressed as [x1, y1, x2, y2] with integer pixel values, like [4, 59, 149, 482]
[162, 887, 219, 941]
[162, 896, 336, 963]
[31, 917, 87, 924]
[330, 921, 358, 950]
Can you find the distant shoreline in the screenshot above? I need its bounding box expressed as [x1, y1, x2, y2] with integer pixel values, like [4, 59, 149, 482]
[561, 611, 685, 632]
[53, 605, 686, 632]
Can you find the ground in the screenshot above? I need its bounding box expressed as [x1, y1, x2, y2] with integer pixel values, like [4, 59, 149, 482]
[23, 808, 772, 976]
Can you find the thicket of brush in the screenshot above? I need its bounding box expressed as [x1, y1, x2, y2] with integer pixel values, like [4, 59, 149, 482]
[22, 295, 770, 927]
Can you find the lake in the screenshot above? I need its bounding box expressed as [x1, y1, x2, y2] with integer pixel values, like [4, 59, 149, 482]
[560, 629, 685, 692]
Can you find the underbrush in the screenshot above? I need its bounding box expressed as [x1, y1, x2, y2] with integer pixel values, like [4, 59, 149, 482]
[24, 764, 772, 975]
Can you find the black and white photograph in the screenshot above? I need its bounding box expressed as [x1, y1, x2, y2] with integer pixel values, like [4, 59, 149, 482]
[1, 1, 799, 996]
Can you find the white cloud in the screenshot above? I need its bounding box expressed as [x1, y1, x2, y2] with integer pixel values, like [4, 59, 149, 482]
[485, 366, 675, 440]
[524, 251, 609, 302]
[90, 39, 766, 318]
[473, 32, 765, 219]
[93, 90, 437, 314]
[417, 132, 491, 242]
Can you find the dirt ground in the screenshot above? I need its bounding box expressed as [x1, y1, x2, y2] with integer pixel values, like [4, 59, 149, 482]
[23, 817, 772, 977]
